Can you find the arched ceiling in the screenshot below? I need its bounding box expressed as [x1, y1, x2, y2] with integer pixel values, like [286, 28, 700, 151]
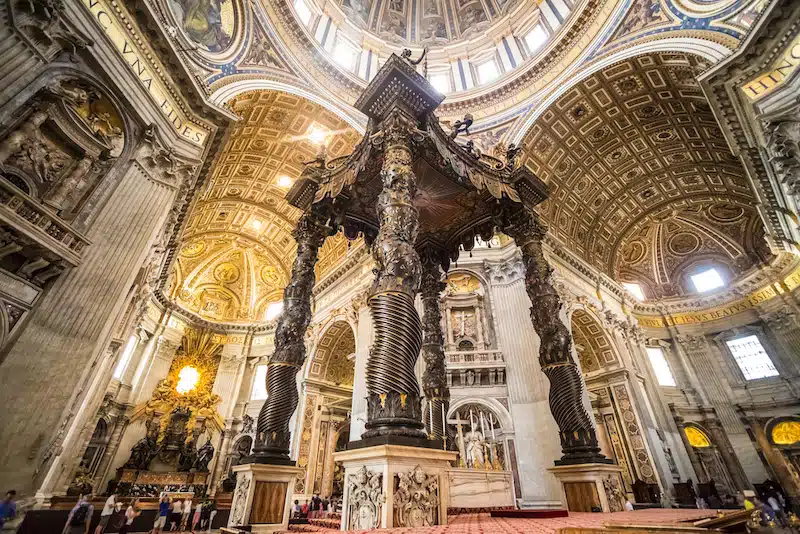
[520, 52, 770, 296]
[308, 321, 356, 386]
[572, 309, 617, 373]
[170, 90, 361, 324]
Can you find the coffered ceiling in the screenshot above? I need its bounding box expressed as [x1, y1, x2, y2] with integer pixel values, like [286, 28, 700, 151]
[521, 52, 768, 296]
[170, 90, 361, 324]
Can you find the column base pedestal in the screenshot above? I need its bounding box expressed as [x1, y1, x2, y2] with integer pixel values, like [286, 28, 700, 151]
[334, 444, 458, 530]
[228, 463, 304, 533]
[548, 463, 625, 513]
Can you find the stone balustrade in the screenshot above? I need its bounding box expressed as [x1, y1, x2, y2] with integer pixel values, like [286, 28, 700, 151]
[446, 349, 505, 366]
[0, 178, 90, 268]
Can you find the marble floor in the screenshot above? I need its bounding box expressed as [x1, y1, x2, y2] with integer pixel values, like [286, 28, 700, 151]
[277, 508, 721, 533]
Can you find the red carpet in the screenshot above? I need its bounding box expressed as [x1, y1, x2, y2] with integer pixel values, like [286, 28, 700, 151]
[281, 508, 720, 533]
[491, 509, 569, 518]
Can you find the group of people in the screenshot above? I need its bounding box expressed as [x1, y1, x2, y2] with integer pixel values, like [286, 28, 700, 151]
[292, 494, 333, 519]
[59, 492, 217, 534]
[63, 493, 141, 534]
[743, 490, 794, 527]
[151, 495, 217, 533]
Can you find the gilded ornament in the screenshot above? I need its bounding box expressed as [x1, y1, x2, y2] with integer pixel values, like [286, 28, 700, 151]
[771, 420, 800, 445]
[214, 262, 240, 283]
[685, 426, 712, 448]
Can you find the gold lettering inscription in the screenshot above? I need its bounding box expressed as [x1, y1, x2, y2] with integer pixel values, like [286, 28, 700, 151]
[81, 0, 207, 145]
[743, 36, 800, 100]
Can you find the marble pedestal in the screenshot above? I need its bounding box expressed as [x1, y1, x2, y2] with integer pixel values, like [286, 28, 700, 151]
[228, 463, 304, 533]
[548, 463, 625, 513]
[447, 468, 515, 509]
[334, 445, 458, 530]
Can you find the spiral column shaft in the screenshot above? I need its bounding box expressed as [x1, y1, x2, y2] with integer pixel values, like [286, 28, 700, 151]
[503, 209, 609, 465]
[420, 250, 450, 445]
[363, 109, 426, 439]
[252, 212, 330, 463]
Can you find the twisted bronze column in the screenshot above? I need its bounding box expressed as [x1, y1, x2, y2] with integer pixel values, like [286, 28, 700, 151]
[504, 209, 609, 465]
[363, 110, 426, 439]
[420, 251, 450, 444]
[252, 211, 331, 463]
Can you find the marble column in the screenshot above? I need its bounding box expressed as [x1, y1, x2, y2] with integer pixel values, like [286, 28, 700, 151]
[745, 416, 799, 498]
[485, 255, 562, 504]
[362, 109, 426, 440]
[502, 208, 607, 465]
[350, 300, 371, 442]
[252, 210, 331, 463]
[706, 419, 751, 491]
[419, 249, 449, 445]
[0, 151, 181, 495]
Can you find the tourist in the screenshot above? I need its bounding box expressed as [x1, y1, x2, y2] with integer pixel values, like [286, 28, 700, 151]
[169, 498, 183, 531]
[119, 499, 141, 534]
[182, 497, 192, 530]
[200, 500, 212, 529]
[64, 494, 94, 534]
[151, 495, 171, 534]
[0, 490, 17, 529]
[95, 492, 118, 534]
[767, 493, 788, 527]
[321, 496, 329, 517]
[624, 499, 634, 511]
[191, 500, 202, 532]
[206, 502, 217, 533]
[301, 499, 309, 517]
[293, 499, 301, 519]
[311, 494, 321, 518]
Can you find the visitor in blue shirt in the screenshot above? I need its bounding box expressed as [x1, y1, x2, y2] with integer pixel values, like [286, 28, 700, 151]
[150, 495, 171, 534]
[0, 490, 16, 529]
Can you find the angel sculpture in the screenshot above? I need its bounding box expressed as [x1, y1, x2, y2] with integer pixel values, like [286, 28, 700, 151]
[449, 114, 473, 139]
[505, 143, 522, 169]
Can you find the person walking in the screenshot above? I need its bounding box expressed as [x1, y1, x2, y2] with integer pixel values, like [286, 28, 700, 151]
[169, 498, 183, 531]
[0, 490, 17, 529]
[119, 499, 141, 534]
[150, 495, 171, 534]
[191, 501, 202, 532]
[181, 497, 192, 532]
[94, 493, 118, 534]
[63, 494, 94, 534]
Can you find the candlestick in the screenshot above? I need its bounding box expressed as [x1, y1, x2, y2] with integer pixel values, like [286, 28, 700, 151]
[480, 411, 486, 437]
[429, 400, 434, 434]
[469, 408, 475, 433]
[489, 413, 496, 440]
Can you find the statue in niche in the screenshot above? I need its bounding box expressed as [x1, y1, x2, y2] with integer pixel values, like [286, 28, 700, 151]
[465, 370, 476, 386]
[194, 439, 215, 472]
